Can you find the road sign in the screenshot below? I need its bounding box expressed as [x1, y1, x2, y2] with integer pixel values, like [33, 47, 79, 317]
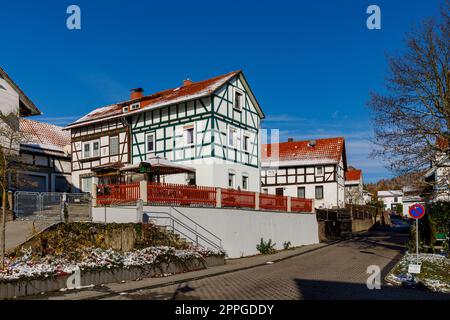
[408, 264, 421, 274]
[408, 203, 426, 220]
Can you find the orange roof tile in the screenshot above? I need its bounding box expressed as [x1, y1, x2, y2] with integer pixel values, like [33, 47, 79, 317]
[262, 137, 345, 165]
[20, 118, 70, 153]
[67, 70, 242, 128]
[345, 169, 362, 182]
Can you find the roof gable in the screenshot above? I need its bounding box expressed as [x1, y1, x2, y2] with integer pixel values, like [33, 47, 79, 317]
[20, 118, 70, 154]
[0, 66, 41, 116]
[66, 70, 263, 129]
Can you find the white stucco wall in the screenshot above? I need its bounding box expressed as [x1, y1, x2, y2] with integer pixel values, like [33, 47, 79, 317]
[262, 182, 340, 209]
[0, 76, 19, 115]
[92, 205, 143, 223]
[145, 206, 319, 258]
[163, 157, 260, 192]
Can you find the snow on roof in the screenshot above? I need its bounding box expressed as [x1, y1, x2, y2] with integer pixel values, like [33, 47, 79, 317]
[20, 118, 70, 155]
[262, 137, 345, 167]
[67, 70, 242, 128]
[377, 190, 403, 197]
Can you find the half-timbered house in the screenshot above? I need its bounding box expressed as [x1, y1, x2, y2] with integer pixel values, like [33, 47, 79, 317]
[344, 167, 365, 205]
[66, 115, 130, 192]
[15, 119, 72, 192]
[261, 137, 348, 209]
[66, 70, 265, 192]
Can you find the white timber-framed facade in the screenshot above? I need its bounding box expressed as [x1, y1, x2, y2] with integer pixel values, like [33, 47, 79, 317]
[261, 137, 348, 209]
[66, 70, 265, 192]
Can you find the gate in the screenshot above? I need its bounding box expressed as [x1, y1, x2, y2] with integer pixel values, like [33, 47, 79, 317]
[14, 191, 92, 222]
[66, 193, 92, 222]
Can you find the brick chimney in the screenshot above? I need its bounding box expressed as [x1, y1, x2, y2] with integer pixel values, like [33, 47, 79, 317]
[183, 78, 193, 86]
[130, 88, 144, 100]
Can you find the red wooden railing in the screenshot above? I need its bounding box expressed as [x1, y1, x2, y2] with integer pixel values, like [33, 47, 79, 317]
[96, 182, 314, 213]
[222, 189, 256, 209]
[291, 198, 313, 213]
[97, 183, 140, 205]
[147, 182, 216, 207]
[259, 193, 288, 212]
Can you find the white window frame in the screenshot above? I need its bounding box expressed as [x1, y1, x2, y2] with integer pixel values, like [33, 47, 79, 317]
[130, 103, 140, 111]
[234, 88, 244, 111]
[82, 139, 100, 159]
[146, 133, 156, 153]
[242, 174, 249, 190]
[122, 106, 129, 113]
[92, 140, 100, 157]
[109, 136, 119, 156]
[228, 126, 237, 148]
[243, 134, 250, 152]
[316, 166, 324, 176]
[228, 172, 236, 189]
[184, 125, 195, 146]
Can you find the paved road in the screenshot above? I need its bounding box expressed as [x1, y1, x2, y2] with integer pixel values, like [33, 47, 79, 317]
[103, 218, 450, 300]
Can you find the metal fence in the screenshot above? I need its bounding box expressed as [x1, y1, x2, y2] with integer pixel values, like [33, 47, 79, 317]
[14, 191, 92, 222]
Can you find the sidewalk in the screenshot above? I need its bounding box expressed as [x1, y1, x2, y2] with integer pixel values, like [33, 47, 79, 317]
[28, 241, 335, 300]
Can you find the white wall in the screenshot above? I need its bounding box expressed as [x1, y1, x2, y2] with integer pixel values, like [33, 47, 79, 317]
[163, 157, 260, 192]
[262, 182, 340, 209]
[145, 206, 319, 258]
[92, 206, 143, 223]
[0, 76, 19, 115]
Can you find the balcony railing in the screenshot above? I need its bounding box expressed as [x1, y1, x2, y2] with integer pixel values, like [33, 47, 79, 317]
[94, 182, 314, 213]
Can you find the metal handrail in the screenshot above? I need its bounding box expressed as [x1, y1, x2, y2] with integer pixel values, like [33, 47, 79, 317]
[170, 207, 222, 244]
[148, 209, 222, 250]
[151, 215, 221, 250]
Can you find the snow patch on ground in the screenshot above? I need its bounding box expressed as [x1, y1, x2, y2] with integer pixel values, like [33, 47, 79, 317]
[0, 246, 225, 282]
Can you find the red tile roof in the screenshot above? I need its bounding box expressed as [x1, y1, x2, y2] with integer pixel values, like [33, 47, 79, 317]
[345, 169, 362, 182]
[67, 70, 243, 128]
[20, 118, 70, 154]
[262, 137, 345, 165]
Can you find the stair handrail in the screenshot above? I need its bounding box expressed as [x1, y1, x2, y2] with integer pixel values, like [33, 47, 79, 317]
[170, 207, 222, 244]
[151, 215, 218, 249]
[147, 210, 222, 250]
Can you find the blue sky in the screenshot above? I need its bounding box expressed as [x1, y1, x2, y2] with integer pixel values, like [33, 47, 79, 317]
[0, 0, 444, 182]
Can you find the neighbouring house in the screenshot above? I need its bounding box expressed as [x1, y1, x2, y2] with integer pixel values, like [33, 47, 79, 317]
[65, 70, 265, 192]
[344, 167, 365, 205]
[261, 137, 348, 209]
[14, 119, 72, 192]
[402, 185, 425, 217]
[0, 66, 41, 117]
[377, 190, 403, 212]
[424, 136, 450, 202]
[363, 190, 373, 204]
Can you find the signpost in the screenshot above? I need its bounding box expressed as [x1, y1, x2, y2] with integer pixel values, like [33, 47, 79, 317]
[408, 203, 426, 274]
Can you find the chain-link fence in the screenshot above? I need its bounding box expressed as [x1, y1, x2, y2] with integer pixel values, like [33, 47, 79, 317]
[14, 191, 92, 222]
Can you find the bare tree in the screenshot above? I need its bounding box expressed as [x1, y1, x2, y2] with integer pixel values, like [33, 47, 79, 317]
[0, 111, 24, 268]
[368, 1, 449, 197]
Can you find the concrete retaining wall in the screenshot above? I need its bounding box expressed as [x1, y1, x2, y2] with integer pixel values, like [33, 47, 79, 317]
[146, 206, 319, 258]
[0, 256, 224, 299]
[92, 206, 143, 224]
[351, 218, 375, 233]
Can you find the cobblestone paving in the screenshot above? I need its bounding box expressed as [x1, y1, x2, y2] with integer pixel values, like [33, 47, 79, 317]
[105, 229, 450, 300]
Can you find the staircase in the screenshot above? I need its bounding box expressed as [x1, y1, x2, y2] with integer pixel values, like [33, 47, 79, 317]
[144, 207, 222, 251]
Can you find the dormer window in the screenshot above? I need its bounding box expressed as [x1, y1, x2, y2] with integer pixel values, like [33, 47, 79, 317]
[234, 88, 243, 111]
[130, 103, 140, 111]
[122, 106, 129, 113]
